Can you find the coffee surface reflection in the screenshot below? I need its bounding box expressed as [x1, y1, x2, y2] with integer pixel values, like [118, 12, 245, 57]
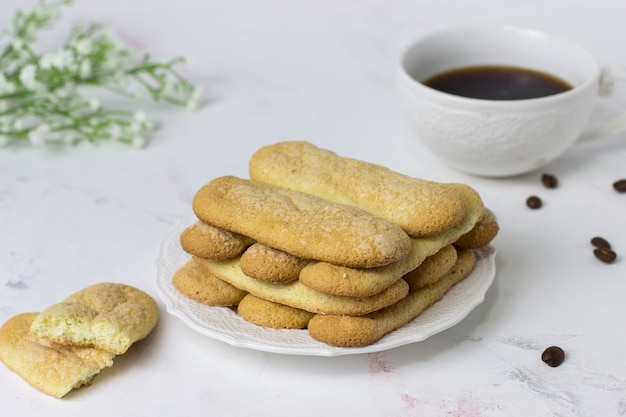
[422, 65, 572, 100]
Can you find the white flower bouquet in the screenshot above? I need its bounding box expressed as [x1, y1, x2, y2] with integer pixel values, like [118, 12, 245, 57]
[0, 0, 200, 148]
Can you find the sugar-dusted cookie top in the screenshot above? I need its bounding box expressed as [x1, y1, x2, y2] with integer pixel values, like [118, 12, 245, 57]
[30, 283, 159, 355]
[249, 141, 468, 237]
[192, 176, 412, 268]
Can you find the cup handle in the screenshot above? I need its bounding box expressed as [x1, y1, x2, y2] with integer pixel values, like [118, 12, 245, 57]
[579, 67, 626, 142]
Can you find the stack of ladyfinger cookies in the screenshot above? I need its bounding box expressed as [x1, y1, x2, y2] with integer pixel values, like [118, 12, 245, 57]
[172, 141, 498, 347]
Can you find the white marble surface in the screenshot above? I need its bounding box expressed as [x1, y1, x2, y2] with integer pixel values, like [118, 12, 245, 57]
[1, 0, 625, 415]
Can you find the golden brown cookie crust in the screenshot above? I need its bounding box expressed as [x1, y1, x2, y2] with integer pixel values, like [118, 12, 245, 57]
[173, 258, 247, 306]
[403, 244, 458, 291]
[0, 313, 114, 398]
[194, 255, 409, 316]
[307, 249, 477, 347]
[454, 209, 499, 249]
[237, 295, 314, 329]
[240, 243, 311, 284]
[297, 181, 484, 298]
[192, 176, 412, 268]
[180, 220, 254, 259]
[249, 141, 468, 237]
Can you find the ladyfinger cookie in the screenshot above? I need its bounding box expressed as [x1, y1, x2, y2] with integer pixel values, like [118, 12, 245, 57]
[240, 243, 311, 284]
[298, 239, 448, 297]
[237, 294, 314, 329]
[299, 243, 455, 297]
[173, 258, 247, 306]
[193, 256, 409, 316]
[454, 209, 499, 249]
[192, 176, 412, 268]
[402, 244, 457, 291]
[180, 220, 254, 259]
[307, 249, 476, 347]
[249, 141, 467, 237]
[298, 182, 484, 297]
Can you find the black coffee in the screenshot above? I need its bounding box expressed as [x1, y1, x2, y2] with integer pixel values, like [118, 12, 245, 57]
[423, 65, 572, 100]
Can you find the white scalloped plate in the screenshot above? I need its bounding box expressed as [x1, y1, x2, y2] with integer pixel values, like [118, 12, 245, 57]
[155, 217, 496, 356]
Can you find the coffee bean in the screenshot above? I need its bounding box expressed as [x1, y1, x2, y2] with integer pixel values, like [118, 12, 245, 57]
[613, 179, 626, 193]
[541, 173, 558, 188]
[542, 346, 565, 367]
[526, 196, 542, 209]
[594, 247, 617, 264]
[590, 236, 611, 250]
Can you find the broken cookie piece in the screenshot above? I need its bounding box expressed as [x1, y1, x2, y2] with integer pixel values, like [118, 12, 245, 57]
[30, 283, 159, 355]
[0, 312, 114, 398]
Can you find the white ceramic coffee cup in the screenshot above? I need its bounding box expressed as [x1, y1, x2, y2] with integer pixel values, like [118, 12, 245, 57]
[398, 25, 626, 177]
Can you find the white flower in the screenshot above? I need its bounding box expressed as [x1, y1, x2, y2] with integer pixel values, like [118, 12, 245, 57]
[40, 48, 75, 70]
[56, 82, 77, 98]
[0, 0, 199, 149]
[108, 70, 130, 89]
[79, 60, 92, 79]
[186, 86, 202, 111]
[11, 117, 24, 131]
[19, 64, 38, 90]
[108, 123, 123, 141]
[88, 98, 100, 111]
[18, 67, 46, 96]
[131, 111, 155, 132]
[72, 38, 93, 56]
[133, 110, 147, 123]
[129, 118, 148, 134]
[39, 51, 56, 69]
[0, 73, 16, 95]
[145, 119, 156, 130]
[11, 39, 24, 51]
